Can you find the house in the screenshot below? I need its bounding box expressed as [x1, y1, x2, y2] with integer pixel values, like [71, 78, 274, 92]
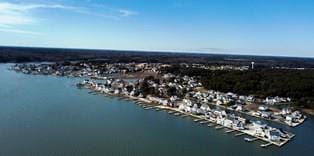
[282, 107, 292, 115]
[267, 130, 282, 142]
[233, 120, 245, 130]
[200, 104, 211, 113]
[285, 115, 293, 125]
[233, 105, 243, 111]
[253, 121, 267, 137]
[261, 111, 272, 119]
[223, 117, 233, 128]
[178, 104, 187, 111]
[191, 104, 199, 114]
[114, 89, 120, 94]
[183, 99, 192, 106]
[258, 105, 268, 111]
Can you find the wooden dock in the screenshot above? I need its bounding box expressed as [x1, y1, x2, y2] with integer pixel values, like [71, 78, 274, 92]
[225, 129, 235, 133]
[244, 137, 258, 142]
[194, 119, 203, 122]
[208, 123, 215, 127]
[235, 132, 245, 136]
[181, 114, 188, 117]
[215, 126, 224, 129]
[200, 121, 210, 124]
[260, 142, 272, 148]
[144, 107, 154, 110]
[174, 112, 181, 116]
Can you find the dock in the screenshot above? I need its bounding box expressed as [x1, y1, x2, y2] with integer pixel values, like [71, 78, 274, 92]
[235, 132, 245, 136]
[194, 119, 203, 122]
[225, 129, 235, 133]
[144, 107, 154, 110]
[260, 142, 272, 148]
[215, 126, 224, 129]
[200, 121, 210, 124]
[208, 123, 215, 127]
[181, 114, 188, 117]
[174, 112, 181, 116]
[244, 137, 258, 142]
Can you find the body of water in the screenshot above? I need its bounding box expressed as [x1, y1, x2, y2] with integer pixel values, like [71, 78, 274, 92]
[0, 64, 313, 156]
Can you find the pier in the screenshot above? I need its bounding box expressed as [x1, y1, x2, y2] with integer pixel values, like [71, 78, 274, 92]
[193, 119, 203, 122]
[235, 132, 245, 136]
[174, 112, 181, 116]
[225, 129, 235, 133]
[181, 114, 188, 117]
[244, 137, 258, 142]
[215, 126, 224, 129]
[144, 107, 154, 110]
[260, 142, 272, 147]
[208, 123, 215, 127]
[200, 121, 210, 124]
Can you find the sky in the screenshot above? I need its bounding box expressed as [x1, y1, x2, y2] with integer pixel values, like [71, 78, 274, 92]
[0, 0, 313, 57]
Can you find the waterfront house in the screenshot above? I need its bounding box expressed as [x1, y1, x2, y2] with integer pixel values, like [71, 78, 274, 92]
[223, 117, 233, 128]
[200, 104, 211, 113]
[258, 105, 268, 111]
[267, 129, 282, 142]
[183, 99, 193, 106]
[253, 121, 267, 137]
[261, 111, 272, 119]
[282, 107, 292, 115]
[232, 120, 245, 130]
[191, 104, 199, 114]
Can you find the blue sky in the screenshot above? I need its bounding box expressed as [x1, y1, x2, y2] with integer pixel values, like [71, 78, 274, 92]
[0, 0, 313, 57]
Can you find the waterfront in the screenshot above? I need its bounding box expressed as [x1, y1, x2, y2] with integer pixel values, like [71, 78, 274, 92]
[0, 64, 314, 156]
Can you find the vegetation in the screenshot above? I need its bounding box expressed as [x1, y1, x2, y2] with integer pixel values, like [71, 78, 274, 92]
[2, 46, 314, 68]
[163, 66, 314, 109]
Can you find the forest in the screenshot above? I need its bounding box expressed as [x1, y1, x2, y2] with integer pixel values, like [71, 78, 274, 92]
[163, 66, 314, 109]
[2, 46, 314, 68]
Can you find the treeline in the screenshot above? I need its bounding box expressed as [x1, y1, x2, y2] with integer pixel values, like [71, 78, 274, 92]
[163, 66, 314, 109]
[2, 46, 314, 68]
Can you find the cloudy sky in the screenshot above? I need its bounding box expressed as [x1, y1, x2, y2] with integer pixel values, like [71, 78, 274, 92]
[0, 0, 314, 57]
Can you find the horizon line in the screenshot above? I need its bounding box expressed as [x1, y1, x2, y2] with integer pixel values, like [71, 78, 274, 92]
[1, 45, 313, 59]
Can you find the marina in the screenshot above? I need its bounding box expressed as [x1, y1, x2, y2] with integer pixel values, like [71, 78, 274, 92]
[154, 105, 295, 147]
[75, 79, 297, 148]
[86, 85, 297, 148]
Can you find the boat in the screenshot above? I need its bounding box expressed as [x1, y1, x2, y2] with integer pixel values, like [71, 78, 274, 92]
[260, 143, 272, 148]
[244, 137, 258, 142]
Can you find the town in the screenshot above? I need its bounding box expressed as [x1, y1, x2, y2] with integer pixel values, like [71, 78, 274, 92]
[12, 62, 307, 147]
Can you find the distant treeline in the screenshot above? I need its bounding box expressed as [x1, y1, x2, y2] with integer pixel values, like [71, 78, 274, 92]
[1, 46, 314, 68]
[163, 66, 314, 109]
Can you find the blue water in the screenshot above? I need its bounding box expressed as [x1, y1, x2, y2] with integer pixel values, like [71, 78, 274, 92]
[0, 64, 313, 156]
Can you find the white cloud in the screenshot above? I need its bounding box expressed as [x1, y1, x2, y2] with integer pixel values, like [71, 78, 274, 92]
[0, 2, 74, 35]
[0, 1, 138, 35]
[0, 2, 75, 26]
[0, 28, 41, 35]
[117, 9, 138, 17]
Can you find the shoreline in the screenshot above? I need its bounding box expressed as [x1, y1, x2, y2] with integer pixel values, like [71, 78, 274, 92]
[82, 85, 295, 148]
